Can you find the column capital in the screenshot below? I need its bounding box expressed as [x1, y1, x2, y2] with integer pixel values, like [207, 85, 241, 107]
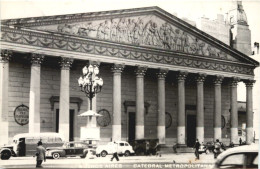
[177, 71, 188, 81]
[111, 64, 125, 73]
[135, 66, 147, 76]
[243, 79, 255, 87]
[31, 53, 44, 66]
[229, 77, 240, 87]
[60, 57, 73, 69]
[213, 75, 224, 85]
[157, 69, 168, 79]
[0, 50, 12, 63]
[196, 73, 207, 83]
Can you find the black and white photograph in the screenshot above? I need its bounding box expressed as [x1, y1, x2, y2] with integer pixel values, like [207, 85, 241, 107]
[0, 0, 259, 168]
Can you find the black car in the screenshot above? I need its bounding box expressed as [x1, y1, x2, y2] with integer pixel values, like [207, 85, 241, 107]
[46, 142, 94, 159]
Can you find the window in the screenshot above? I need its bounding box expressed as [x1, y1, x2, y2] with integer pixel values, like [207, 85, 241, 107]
[221, 153, 244, 166]
[119, 143, 124, 146]
[70, 143, 74, 147]
[125, 143, 129, 146]
[252, 155, 258, 165]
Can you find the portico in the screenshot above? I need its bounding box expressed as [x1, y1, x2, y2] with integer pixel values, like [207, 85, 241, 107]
[0, 7, 258, 146]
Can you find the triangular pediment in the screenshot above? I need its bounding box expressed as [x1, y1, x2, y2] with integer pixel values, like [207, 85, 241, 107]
[1, 6, 258, 66]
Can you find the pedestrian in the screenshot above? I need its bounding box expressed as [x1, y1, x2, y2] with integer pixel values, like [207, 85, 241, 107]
[214, 139, 221, 159]
[111, 142, 119, 161]
[35, 141, 46, 168]
[155, 141, 161, 157]
[193, 139, 200, 160]
[239, 138, 242, 146]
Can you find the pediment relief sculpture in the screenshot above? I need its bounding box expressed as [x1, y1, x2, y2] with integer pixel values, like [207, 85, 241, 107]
[32, 15, 237, 62]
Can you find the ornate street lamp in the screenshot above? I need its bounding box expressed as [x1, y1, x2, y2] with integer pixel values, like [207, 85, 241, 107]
[78, 64, 103, 110]
[78, 64, 103, 142]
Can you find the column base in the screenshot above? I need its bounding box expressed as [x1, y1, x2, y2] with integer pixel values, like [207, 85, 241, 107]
[196, 127, 204, 143]
[135, 125, 144, 139]
[231, 128, 238, 144]
[214, 127, 221, 141]
[59, 123, 70, 141]
[157, 126, 165, 144]
[177, 126, 185, 145]
[112, 125, 121, 141]
[246, 127, 253, 144]
[0, 121, 9, 145]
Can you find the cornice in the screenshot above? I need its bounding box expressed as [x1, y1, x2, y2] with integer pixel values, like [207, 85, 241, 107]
[0, 27, 255, 76]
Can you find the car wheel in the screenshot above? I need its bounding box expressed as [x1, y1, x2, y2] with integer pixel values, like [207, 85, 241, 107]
[52, 153, 60, 159]
[124, 151, 130, 157]
[80, 152, 87, 158]
[0, 151, 11, 160]
[100, 151, 107, 157]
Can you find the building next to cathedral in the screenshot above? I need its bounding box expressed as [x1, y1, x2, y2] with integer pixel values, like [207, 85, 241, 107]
[0, 1, 258, 147]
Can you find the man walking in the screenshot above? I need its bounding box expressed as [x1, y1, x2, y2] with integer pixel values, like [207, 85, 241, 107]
[111, 142, 119, 161]
[193, 139, 200, 160]
[35, 141, 46, 168]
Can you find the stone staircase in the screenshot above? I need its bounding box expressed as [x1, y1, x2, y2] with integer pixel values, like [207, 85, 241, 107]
[160, 145, 194, 154]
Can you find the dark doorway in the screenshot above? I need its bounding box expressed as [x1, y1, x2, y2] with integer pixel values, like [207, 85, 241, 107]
[56, 109, 59, 133]
[187, 115, 196, 147]
[69, 110, 74, 141]
[56, 109, 75, 141]
[128, 112, 136, 141]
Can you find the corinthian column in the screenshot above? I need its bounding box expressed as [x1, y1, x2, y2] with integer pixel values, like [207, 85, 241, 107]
[157, 69, 168, 144]
[244, 80, 255, 144]
[177, 71, 188, 145]
[196, 73, 206, 143]
[29, 54, 44, 133]
[135, 66, 147, 139]
[0, 50, 12, 145]
[59, 57, 73, 141]
[111, 64, 124, 141]
[213, 75, 224, 141]
[230, 77, 240, 144]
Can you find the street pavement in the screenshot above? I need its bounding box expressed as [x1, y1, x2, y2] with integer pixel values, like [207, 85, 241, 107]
[0, 153, 216, 168]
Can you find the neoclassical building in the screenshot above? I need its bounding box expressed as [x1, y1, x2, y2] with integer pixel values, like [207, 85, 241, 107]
[0, 6, 258, 147]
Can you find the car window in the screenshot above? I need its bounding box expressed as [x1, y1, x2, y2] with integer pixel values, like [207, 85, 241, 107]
[119, 143, 124, 146]
[55, 137, 62, 143]
[69, 143, 74, 147]
[75, 143, 88, 148]
[125, 143, 129, 146]
[221, 153, 244, 166]
[252, 155, 258, 165]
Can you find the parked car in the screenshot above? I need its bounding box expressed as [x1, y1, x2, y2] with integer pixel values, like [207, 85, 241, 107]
[214, 143, 258, 169]
[46, 141, 93, 159]
[0, 133, 64, 160]
[130, 139, 159, 155]
[96, 141, 134, 157]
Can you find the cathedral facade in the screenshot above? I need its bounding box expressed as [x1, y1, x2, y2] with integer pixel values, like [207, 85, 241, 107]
[0, 6, 258, 147]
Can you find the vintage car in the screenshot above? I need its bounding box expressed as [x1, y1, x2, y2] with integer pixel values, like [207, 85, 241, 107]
[214, 143, 258, 169]
[130, 139, 159, 155]
[0, 132, 64, 160]
[46, 141, 93, 159]
[96, 141, 134, 157]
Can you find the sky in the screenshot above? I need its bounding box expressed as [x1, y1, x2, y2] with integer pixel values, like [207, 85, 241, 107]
[1, 0, 260, 46]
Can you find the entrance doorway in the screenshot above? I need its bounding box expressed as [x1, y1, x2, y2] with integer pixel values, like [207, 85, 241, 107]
[69, 110, 74, 141]
[128, 112, 136, 141]
[55, 109, 75, 141]
[187, 114, 196, 147]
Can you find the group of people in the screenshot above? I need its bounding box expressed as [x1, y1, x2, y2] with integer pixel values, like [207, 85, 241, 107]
[193, 138, 226, 160]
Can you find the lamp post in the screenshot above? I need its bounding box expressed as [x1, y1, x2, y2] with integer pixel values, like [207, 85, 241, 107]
[78, 64, 103, 111]
[78, 64, 103, 141]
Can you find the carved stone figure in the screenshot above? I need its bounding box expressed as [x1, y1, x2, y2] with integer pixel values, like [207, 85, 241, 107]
[117, 18, 128, 42]
[110, 20, 118, 41]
